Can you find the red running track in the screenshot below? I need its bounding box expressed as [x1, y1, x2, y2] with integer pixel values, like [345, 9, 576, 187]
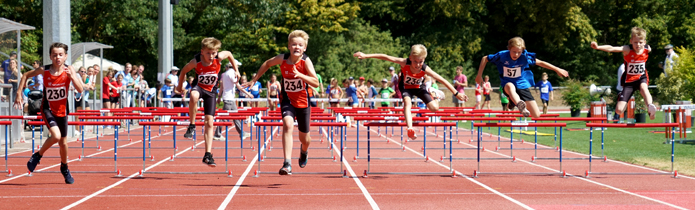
[0, 120, 693, 209]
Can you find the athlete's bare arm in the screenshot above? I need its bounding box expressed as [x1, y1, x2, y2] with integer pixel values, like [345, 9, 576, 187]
[590, 42, 629, 56]
[247, 55, 284, 87]
[218, 51, 239, 78]
[425, 66, 468, 101]
[177, 59, 196, 93]
[13, 67, 45, 109]
[475, 56, 488, 87]
[535, 59, 569, 78]
[353, 52, 407, 66]
[297, 57, 319, 88]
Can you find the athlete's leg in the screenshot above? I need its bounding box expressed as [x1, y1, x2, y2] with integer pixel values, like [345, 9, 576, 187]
[188, 91, 200, 123]
[281, 115, 294, 161]
[639, 82, 656, 120]
[58, 136, 69, 164]
[204, 115, 214, 152]
[403, 96, 413, 128]
[38, 126, 61, 157]
[426, 100, 439, 112]
[504, 83, 521, 104]
[526, 101, 541, 118]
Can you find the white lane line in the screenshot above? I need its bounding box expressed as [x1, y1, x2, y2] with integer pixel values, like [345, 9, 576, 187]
[447, 127, 688, 210]
[456, 126, 695, 180]
[217, 127, 279, 210]
[326, 127, 380, 210]
[365, 127, 533, 210]
[61, 136, 204, 210]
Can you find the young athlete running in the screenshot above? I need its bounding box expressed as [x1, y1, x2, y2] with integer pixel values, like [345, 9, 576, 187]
[267, 73, 281, 111]
[176, 37, 239, 167]
[15, 43, 85, 184]
[353, 44, 468, 140]
[477, 37, 569, 118]
[246, 30, 319, 175]
[591, 27, 657, 120]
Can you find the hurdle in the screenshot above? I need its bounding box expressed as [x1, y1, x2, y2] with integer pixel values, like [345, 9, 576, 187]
[23, 121, 123, 176]
[251, 122, 348, 177]
[362, 122, 456, 176]
[472, 122, 567, 177]
[136, 121, 239, 177]
[532, 117, 607, 159]
[584, 123, 679, 178]
[440, 117, 517, 150]
[0, 121, 15, 176]
[352, 117, 430, 158]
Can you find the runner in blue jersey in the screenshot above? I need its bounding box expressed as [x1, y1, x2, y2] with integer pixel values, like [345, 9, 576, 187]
[476, 37, 568, 118]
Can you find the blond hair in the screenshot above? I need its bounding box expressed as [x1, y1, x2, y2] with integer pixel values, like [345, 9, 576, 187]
[542, 72, 548, 77]
[410, 44, 428, 59]
[201, 37, 222, 50]
[631, 27, 647, 40]
[508, 37, 526, 51]
[288, 30, 310, 44]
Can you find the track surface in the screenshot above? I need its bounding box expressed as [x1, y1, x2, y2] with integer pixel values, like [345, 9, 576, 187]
[1, 120, 693, 210]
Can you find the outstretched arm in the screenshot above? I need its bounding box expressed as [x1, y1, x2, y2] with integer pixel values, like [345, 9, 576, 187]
[591, 42, 629, 55]
[425, 66, 468, 101]
[218, 51, 240, 77]
[353, 52, 407, 66]
[536, 59, 569, 78]
[475, 56, 488, 86]
[247, 55, 283, 87]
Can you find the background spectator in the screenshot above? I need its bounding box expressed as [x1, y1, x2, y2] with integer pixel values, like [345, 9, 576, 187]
[453, 66, 467, 107]
[659, 44, 679, 77]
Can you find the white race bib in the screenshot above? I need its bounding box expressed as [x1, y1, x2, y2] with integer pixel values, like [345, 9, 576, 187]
[627, 62, 646, 75]
[503, 67, 522, 78]
[404, 75, 423, 86]
[381, 93, 389, 99]
[283, 78, 305, 92]
[541, 87, 549, 94]
[251, 83, 259, 92]
[46, 86, 67, 101]
[197, 74, 218, 86]
[166, 90, 172, 96]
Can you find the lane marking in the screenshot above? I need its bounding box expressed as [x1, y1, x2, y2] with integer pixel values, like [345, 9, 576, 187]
[1, 127, 146, 157]
[217, 127, 279, 210]
[325, 127, 380, 210]
[61, 133, 203, 210]
[448, 126, 688, 210]
[363, 126, 532, 210]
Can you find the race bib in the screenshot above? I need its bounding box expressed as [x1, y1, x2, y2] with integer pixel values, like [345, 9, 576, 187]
[541, 87, 549, 94]
[382, 93, 389, 99]
[627, 62, 646, 75]
[166, 89, 172, 96]
[503, 67, 522, 78]
[283, 78, 305, 92]
[46, 86, 67, 102]
[197, 74, 218, 86]
[251, 83, 259, 92]
[404, 75, 423, 86]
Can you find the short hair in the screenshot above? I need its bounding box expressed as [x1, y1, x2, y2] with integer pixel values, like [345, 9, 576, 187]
[93, 64, 100, 68]
[288, 30, 310, 44]
[87, 67, 94, 71]
[125, 63, 132, 67]
[410, 44, 428, 59]
[164, 78, 171, 84]
[78, 67, 86, 72]
[542, 72, 548, 77]
[49, 42, 69, 55]
[508, 37, 526, 51]
[188, 76, 194, 80]
[631, 27, 647, 40]
[484, 75, 489, 79]
[367, 79, 374, 84]
[456, 66, 463, 72]
[201, 37, 222, 50]
[117, 74, 124, 79]
[33, 60, 41, 66]
[342, 78, 349, 84]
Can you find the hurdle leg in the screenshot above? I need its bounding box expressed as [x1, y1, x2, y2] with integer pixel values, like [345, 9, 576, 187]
[534, 125, 538, 159]
[554, 120, 558, 149]
[671, 126, 675, 175]
[81, 125, 85, 158]
[510, 126, 514, 160]
[367, 126, 371, 173]
[476, 126, 481, 176]
[601, 124, 605, 161]
[5, 125, 10, 176]
[31, 125, 35, 154]
[356, 120, 360, 157]
[173, 126, 177, 153]
[225, 126, 229, 174]
[423, 126, 427, 158]
[442, 124, 446, 162]
[115, 126, 119, 173]
[560, 127, 563, 174]
[263, 126, 267, 158]
[141, 125, 147, 177]
[340, 126, 345, 177]
[449, 126, 453, 171]
[589, 127, 593, 175]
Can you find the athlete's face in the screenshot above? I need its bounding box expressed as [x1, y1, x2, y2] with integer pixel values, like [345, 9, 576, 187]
[288, 37, 307, 57]
[50, 48, 68, 67]
[408, 55, 426, 72]
[542, 74, 548, 81]
[631, 36, 646, 52]
[271, 75, 276, 82]
[126, 64, 132, 72]
[200, 48, 219, 63]
[509, 46, 523, 61]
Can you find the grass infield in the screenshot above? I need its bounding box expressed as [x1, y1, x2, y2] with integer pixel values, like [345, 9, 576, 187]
[465, 111, 695, 176]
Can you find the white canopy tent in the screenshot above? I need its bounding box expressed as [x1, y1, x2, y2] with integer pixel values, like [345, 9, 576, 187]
[71, 53, 123, 71]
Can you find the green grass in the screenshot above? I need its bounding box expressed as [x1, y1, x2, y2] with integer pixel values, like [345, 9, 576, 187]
[465, 112, 695, 176]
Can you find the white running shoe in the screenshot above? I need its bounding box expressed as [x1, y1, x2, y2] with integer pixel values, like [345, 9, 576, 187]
[648, 104, 657, 120]
[516, 101, 530, 117]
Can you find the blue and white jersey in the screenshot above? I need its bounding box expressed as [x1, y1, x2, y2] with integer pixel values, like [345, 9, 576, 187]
[536, 81, 553, 101]
[487, 50, 537, 90]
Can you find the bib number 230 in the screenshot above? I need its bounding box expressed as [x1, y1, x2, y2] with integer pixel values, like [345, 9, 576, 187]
[46, 87, 67, 101]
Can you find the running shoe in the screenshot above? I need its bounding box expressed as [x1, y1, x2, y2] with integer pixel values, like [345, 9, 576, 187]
[298, 148, 308, 168]
[213, 135, 224, 141]
[27, 152, 42, 172]
[184, 125, 195, 139]
[242, 133, 251, 139]
[507, 102, 516, 110]
[407, 128, 417, 140]
[202, 152, 216, 167]
[648, 104, 657, 120]
[279, 162, 292, 175]
[516, 100, 530, 117]
[60, 163, 74, 184]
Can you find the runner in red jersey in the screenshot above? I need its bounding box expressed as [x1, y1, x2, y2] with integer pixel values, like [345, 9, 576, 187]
[354, 44, 468, 140]
[591, 26, 657, 120]
[177, 37, 240, 167]
[14, 43, 84, 184]
[246, 30, 319, 175]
